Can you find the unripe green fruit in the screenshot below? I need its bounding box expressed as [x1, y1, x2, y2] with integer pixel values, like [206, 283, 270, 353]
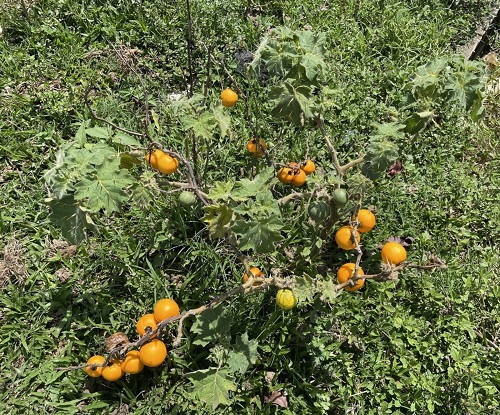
[332, 188, 348, 207]
[308, 200, 331, 222]
[178, 191, 197, 208]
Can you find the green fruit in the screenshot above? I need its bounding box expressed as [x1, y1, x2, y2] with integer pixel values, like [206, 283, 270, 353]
[308, 200, 331, 222]
[178, 191, 197, 208]
[332, 188, 348, 207]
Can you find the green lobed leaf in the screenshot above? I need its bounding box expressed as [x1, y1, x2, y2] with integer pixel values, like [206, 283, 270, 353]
[112, 132, 142, 147]
[85, 126, 109, 138]
[232, 216, 284, 253]
[74, 120, 89, 146]
[48, 196, 94, 244]
[404, 111, 435, 135]
[317, 279, 340, 303]
[345, 172, 374, 195]
[226, 333, 259, 375]
[181, 111, 218, 140]
[186, 369, 237, 410]
[230, 168, 275, 201]
[212, 106, 231, 138]
[191, 307, 233, 347]
[78, 142, 116, 166]
[232, 191, 281, 217]
[129, 173, 156, 209]
[208, 181, 234, 201]
[74, 157, 134, 213]
[362, 124, 400, 179]
[297, 31, 328, 81]
[269, 82, 315, 126]
[294, 274, 317, 304]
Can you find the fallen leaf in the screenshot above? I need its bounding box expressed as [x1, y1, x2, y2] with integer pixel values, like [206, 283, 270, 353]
[105, 332, 130, 352]
[265, 390, 288, 408]
[387, 236, 414, 247]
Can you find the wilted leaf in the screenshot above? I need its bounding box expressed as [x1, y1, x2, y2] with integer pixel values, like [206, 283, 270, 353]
[105, 332, 130, 352]
[387, 235, 414, 247]
[203, 205, 234, 238]
[265, 390, 288, 408]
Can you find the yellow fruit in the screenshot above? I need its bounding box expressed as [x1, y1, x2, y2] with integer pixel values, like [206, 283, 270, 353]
[242, 267, 264, 286]
[291, 169, 307, 187]
[102, 361, 124, 381]
[337, 263, 365, 291]
[355, 209, 376, 233]
[121, 350, 145, 374]
[85, 355, 106, 378]
[145, 149, 164, 170]
[156, 154, 178, 175]
[139, 339, 167, 367]
[221, 88, 238, 107]
[246, 138, 267, 157]
[136, 313, 158, 337]
[277, 167, 294, 184]
[301, 160, 315, 175]
[276, 288, 297, 310]
[381, 242, 407, 265]
[335, 226, 361, 250]
[153, 298, 180, 323]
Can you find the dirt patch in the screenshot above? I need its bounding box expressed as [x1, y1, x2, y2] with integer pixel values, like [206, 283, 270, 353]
[0, 240, 28, 286]
[54, 266, 72, 282]
[47, 239, 77, 259]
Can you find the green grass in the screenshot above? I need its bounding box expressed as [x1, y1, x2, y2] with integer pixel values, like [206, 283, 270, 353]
[1, 0, 499, 413]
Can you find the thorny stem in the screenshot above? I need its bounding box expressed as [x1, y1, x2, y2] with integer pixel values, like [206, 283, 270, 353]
[315, 116, 364, 177]
[108, 42, 150, 141]
[148, 142, 209, 206]
[84, 88, 145, 138]
[59, 258, 449, 372]
[185, 0, 195, 98]
[199, 42, 274, 168]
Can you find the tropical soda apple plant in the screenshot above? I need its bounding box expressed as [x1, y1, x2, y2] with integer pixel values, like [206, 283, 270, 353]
[44, 27, 446, 409]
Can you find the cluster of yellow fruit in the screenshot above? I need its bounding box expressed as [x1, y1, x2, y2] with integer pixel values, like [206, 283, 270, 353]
[85, 298, 180, 381]
[335, 209, 407, 291]
[145, 149, 179, 175]
[278, 160, 315, 187]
